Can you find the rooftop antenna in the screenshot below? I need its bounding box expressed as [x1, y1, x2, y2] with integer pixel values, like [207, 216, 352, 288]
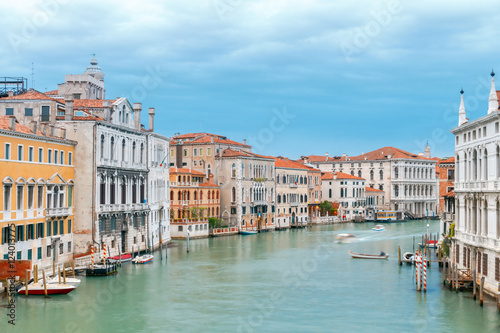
[31, 62, 35, 90]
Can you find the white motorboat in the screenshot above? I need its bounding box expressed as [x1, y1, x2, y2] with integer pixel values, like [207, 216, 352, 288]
[336, 233, 357, 243]
[348, 250, 389, 259]
[372, 225, 385, 231]
[48, 275, 81, 287]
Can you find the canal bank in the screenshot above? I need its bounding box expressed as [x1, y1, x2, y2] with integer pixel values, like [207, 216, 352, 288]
[3, 220, 500, 332]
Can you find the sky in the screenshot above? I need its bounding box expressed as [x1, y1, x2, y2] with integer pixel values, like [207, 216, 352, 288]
[1, 0, 500, 159]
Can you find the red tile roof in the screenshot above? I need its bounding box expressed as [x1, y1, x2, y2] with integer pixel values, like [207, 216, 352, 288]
[365, 186, 384, 193]
[273, 157, 311, 170]
[438, 157, 455, 164]
[300, 155, 342, 162]
[73, 99, 116, 108]
[44, 90, 59, 95]
[218, 148, 271, 160]
[169, 167, 206, 176]
[0, 116, 34, 134]
[347, 147, 435, 161]
[0, 89, 58, 102]
[321, 172, 365, 180]
[171, 133, 250, 147]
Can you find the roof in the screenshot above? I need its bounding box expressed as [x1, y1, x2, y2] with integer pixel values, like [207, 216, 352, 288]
[73, 99, 116, 108]
[273, 157, 311, 170]
[443, 190, 455, 198]
[321, 172, 365, 180]
[218, 148, 272, 160]
[0, 89, 59, 102]
[347, 147, 436, 161]
[44, 90, 59, 95]
[169, 167, 206, 176]
[171, 133, 250, 147]
[0, 115, 73, 141]
[300, 155, 342, 163]
[365, 186, 384, 193]
[438, 157, 455, 165]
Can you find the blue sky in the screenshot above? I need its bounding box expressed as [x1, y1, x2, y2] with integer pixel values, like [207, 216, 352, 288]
[1, 0, 500, 159]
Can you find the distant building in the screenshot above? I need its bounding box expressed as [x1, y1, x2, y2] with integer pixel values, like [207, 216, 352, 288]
[0, 116, 76, 268]
[321, 172, 366, 220]
[437, 157, 455, 214]
[302, 145, 439, 218]
[365, 186, 386, 221]
[305, 164, 322, 223]
[169, 168, 219, 239]
[451, 73, 500, 297]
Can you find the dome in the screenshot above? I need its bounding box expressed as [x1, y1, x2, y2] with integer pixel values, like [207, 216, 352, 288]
[85, 56, 102, 74]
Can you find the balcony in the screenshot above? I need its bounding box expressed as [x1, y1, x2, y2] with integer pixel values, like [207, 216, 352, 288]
[308, 184, 314, 189]
[46, 207, 71, 217]
[289, 183, 298, 188]
[170, 181, 200, 187]
[251, 200, 268, 206]
[290, 202, 299, 207]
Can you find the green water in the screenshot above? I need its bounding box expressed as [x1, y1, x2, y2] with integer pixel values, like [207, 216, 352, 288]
[3, 220, 500, 332]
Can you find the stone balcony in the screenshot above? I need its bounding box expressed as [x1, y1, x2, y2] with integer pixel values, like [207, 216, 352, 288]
[46, 207, 71, 217]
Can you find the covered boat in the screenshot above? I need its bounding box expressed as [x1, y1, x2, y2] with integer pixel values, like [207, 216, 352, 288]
[132, 254, 154, 264]
[107, 253, 133, 263]
[348, 250, 389, 259]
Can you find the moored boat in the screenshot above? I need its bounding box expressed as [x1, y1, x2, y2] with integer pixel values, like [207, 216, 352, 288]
[241, 230, 258, 235]
[18, 283, 76, 295]
[107, 253, 133, 263]
[403, 252, 414, 261]
[372, 225, 385, 231]
[418, 240, 438, 249]
[132, 254, 154, 264]
[47, 276, 81, 287]
[347, 250, 389, 259]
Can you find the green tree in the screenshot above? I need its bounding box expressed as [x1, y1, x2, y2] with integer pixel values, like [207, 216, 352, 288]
[319, 201, 333, 216]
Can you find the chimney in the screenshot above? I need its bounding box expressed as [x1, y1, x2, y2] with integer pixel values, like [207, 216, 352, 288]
[32, 121, 38, 135]
[42, 124, 48, 136]
[133, 103, 142, 131]
[9, 117, 15, 131]
[243, 139, 246, 145]
[60, 128, 67, 139]
[209, 173, 214, 183]
[50, 124, 55, 137]
[325, 152, 329, 161]
[65, 97, 74, 120]
[148, 107, 155, 132]
[211, 136, 214, 143]
[7, 91, 14, 97]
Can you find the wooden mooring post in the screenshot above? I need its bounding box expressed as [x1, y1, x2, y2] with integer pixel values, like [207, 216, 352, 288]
[6, 279, 11, 305]
[497, 283, 500, 312]
[25, 269, 29, 296]
[427, 246, 431, 268]
[480, 277, 485, 306]
[398, 246, 401, 266]
[473, 269, 477, 300]
[42, 270, 48, 298]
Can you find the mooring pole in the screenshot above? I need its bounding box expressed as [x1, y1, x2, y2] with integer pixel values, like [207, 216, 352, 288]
[480, 277, 485, 306]
[187, 231, 190, 253]
[398, 246, 401, 266]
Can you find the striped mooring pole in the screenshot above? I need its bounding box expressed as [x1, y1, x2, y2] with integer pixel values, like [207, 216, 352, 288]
[423, 255, 427, 292]
[103, 244, 106, 263]
[91, 245, 94, 269]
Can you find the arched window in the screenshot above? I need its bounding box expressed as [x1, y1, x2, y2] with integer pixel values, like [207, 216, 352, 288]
[278, 195, 281, 203]
[329, 189, 332, 198]
[208, 190, 211, 200]
[484, 149, 489, 180]
[132, 142, 136, 163]
[231, 187, 236, 202]
[110, 137, 115, 160]
[370, 170, 374, 180]
[121, 139, 126, 162]
[394, 185, 399, 197]
[194, 191, 197, 201]
[178, 191, 181, 201]
[212, 190, 215, 199]
[216, 191, 219, 200]
[200, 190, 203, 201]
[358, 170, 362, 178]
[379, 170, 384, 180]
[282, 175, 286, 183]
[170, 190, 173, 201]
[232, 163, 236, 178]
[394, 167, 398, 179]
[140, 143, 144, 164]
[100, 135, 105, 159]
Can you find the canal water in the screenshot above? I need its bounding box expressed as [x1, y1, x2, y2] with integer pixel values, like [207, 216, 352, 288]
[4, 220, 500, 332]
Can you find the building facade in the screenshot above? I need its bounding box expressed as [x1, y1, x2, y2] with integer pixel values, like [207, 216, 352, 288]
[451, 75, 500, 296]
[0, 116, 76, 268]
[305, 164, 322, 223]
[321, 172, 366, 220]
[437, 157, 455, 214]
[169, 168, 219, 239]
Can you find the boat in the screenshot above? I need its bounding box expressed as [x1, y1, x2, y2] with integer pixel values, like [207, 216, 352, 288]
[403, 252, 414, 261]
[107, 253, 132, 263]
[86, 263, 118, 276]
[336, 233, 357, 243]
[372, 225, 385, 231]
[376, 210, 405, 221]
[47, 276, 81, 287]
[18, 283, 76, 295]
[418, 240, 438, 249]
[241, 230, 258, 235]
[348, 250, 389, 259]
[132, 254, 154, 264]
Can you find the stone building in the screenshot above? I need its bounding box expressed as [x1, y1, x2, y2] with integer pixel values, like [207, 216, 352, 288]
[437, 157, 455, 214]
[451, 73, 500, 297]
[321, 172, 366, 220]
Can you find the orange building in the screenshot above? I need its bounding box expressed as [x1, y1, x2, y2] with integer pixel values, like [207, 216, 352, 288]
[0, 116, 76, 269]
[169, 168, 220, 239]
[437, 157, 455, 214]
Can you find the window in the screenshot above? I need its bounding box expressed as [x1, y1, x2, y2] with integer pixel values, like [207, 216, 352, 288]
[200, 148, 203, 156]
[207, 148, 211, 156]
[68, 186, 73, 207]
[28, 146, 33, 162]
[5, 143, 10, 159]
[68, 152, 72, 165]
[16, 225, 24, 241]
[47, 246, 51, 258]
[27, 224, 34, 239]
[37, 185, 43, 208]
[68, 219, 72, 233]
[194, 149, 197, 156]
[25, 108, 33, 116]
[183, 149, 188, 157]
[110, 137, 115, 160]
[38, 148, 43, 162]
[48, 149, 52, 163]
[60, 151, 64, 164]
[170, 149, 174, 157]
[27, 185, 34, 209]
[54, 150, 59, 164]
[36, 222, 44, 238]
[53, 220, 58, 235]
[59, 220, 64, 235]
[6, 108, 13, 116]
[16, 185, 23, 211]
[47, 221, 51, 236]
[28, 249, 32, 260]
[37, 247, 42, 260]
[41, 106, 50, 121]
[17, 145, 23, 161]
[59, 243, 64, 254]
[3, 184, 12, 211]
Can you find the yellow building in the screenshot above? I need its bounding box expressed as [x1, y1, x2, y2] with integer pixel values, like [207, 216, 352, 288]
[0, 116, 76, 269]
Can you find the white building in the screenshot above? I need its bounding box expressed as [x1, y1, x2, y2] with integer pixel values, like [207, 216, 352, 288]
[302, 146, 439, 218]
[451, 72, 500, 296]
[321, 172, 366, 220]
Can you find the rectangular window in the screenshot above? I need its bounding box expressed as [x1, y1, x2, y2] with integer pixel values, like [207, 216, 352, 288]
[28, 249, 32, 260]
[48, 149, 52, 163]
[68, 242, 72, 253]
[199, 148, 203, 156]
[207, 148, 211, 156]
[28, 146, 34, 162]
[16, 185, 23, 211]
[37, 185, 43, 208]
[68, 186, 73, 207]
[47, 220, 52, 236]
[41, 106, 50, 121]
[53, 220, 58, 235]
[47, 246, 51, 258]
[111, 217, 115, 230]
[25, 108, 33, 116]
[17, 251, 21, 260]
[193, 149, 197, 156]
[68, 152, 72, 165]
[37, 247, 42, 260]
[27, 224, 34, 240]
[67, 219, 72, 233]
[170, 149, 174, 157]
[483, 253, 488, 276]
[5, 143, 10, 159]
[183, 149, 188, 157]
[27, 185, 34, 209]
[59, 220, 64, 235]
[17, 145, 23, 161]
[59, 243, 63, 254]
[60, 151, 64, 164]
[5, 107, 13, 116]
[54, 150, 58, 164]
[36, 222, 44, 238]
[16, 225, 24, 241]
[38, 148, 43, 162]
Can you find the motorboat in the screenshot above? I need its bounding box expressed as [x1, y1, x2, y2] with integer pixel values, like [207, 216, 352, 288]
[419, 240, 438, 249]
[47, 275, 81, 287]
[241, 230, 258, 235]
[348, 250, 389, 259]
[372, 225, 385, 231]
[18, 283, 76, 295]
[132, 254, 154, 264]
[336, 233, 357, 243]
[107, 253, 132, 263]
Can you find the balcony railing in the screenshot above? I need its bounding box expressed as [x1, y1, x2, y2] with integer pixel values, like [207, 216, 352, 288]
[290, 202, 299, 207]
[46, 207, 71, 217]
[169, 181, 200, 187]
[289, 183, 298, 188]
